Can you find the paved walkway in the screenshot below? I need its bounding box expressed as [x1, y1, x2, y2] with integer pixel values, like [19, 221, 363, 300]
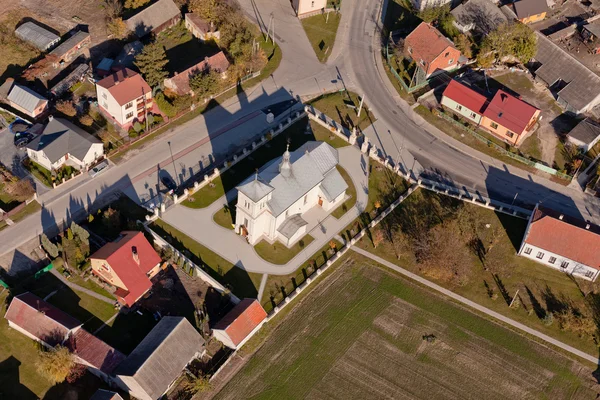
[351, 246, 599, 364]
[50, 269, 115, 305]
[257, 274, 268, 300]
[162, 145, 368, 275]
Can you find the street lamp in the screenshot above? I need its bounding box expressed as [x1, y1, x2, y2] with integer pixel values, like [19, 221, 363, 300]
[167, 141, 178, 186]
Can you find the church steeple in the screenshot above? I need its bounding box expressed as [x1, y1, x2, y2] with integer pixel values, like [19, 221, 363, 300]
[279, 144, 292, 178]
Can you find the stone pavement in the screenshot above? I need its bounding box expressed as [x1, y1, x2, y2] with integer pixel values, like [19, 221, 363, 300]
[162, 145, 368, 275]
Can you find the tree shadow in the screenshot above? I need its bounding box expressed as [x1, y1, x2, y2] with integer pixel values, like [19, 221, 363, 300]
[0, 356, 38, 400]
[525, 285, 546, 319]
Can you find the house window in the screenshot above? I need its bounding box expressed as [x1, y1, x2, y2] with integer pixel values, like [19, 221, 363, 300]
[125, 102, 133, 110]
[102, 93, 107, 100]
[448, 58, 454, 65]
[548, 257, 556, 264]
[103, 102, 108, 109]
[524, 247, 532, 255]
[536, 251, 544, 259]
[455, 104, 462, 111]
[125, 112, 133, 119]
[304, 195, 308, 205]
[506, 131, 514, 138]
[312, 1, 314, 6]
[585, 270, 595, 278]
[490, 122, 499, 129]
[101, 263, 111, 272]
[244, 218, 249, 227]
[560, 261, 569, 269]
[470, 112, 477, 118]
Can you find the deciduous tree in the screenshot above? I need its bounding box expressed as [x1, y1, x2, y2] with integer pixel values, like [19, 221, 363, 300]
[107, 18, 128, 39]
[37, 346, 74, 383]
[125, 0, 151, 9]
[56, 101, 77, 117]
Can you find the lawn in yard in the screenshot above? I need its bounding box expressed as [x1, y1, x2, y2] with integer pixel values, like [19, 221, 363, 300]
[330, 166, 356, 218]
[301, 12, 341, 63]
[6, 201, 41, 225]
[308, 91, 376, 132]
[309, 120, 349, 148]
[357, 187, 600, 356]
[519, 132, 542, 161]
[23, 159, 53, 188]
[87, 195, 149, 240]
[0, 184, 21, 211]
[183, 118, 317, 209]
[215, 255, 597, 399]
[254, 235, 314, 265]
[150, 219, 262, 298]
[213, 202, 236, 230]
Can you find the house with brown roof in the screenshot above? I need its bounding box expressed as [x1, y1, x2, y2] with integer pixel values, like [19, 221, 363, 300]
[519, 205, 600, 281]
[67, 328, 126, 382]
[96, 68, 159, 130]
[404, 22, 462, 77]
[441, 80, 488, 125]
[164, 52, 230, 95]
[479, 89, 541, 146]
[4, 292, 81, 348]
[125, 0, 181, 38]
[213, 299, 267, 349]
[89, 231, 162, 307]
[512, 0, 548, 24]
[185, 13, 220, 41]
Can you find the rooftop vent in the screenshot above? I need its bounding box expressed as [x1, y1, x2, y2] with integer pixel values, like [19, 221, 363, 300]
[559, 214, 564, 220]
[586, 223, 591, 229]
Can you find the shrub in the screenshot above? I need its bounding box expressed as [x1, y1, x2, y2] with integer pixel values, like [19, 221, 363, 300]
[133, 121, 143, 133]
[155, 92, 177, 118]
[56, 100, 77, 117]
[41, 234, 59, 258]
[79, 114, 94, 126]
[37, 346, 74, 383]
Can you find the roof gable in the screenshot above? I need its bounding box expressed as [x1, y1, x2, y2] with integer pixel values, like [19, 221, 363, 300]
[125, 0, 181, 38]
[442, 80, 488, 114]
[15, 22, 59, 50]
[96, 68, 152, 106]
[568, 118, 600, 144]
[50, 30, 90, 58]
[213, 299, 267, 346]
[68, 328, 125, 374]
[405, 22, 458, 66]
[482, 89, 539, 133]
[8, 84, 47, 113]
[166, 51, 230, 93]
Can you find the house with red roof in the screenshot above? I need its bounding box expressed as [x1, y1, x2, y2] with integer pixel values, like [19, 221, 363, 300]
[164, 51, 230, 96]
[441, 80, 488, 125]
[95, 68, 161, 130]
[480, 89, 541, 146]
[404, 22, 462, 77]
[213, 299, 267, 349]
[90, 231, 162, 307]
[4, 292, 81, 348]
[519, 205, 600, 281]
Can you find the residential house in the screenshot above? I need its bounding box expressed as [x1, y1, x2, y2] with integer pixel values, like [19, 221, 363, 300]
[89, 231, 162, 307]
[15, 21, 60, 50]
[567, 118, 600, 152]
[26, 116, 104, 171]
[0, 79, 48, 118]
[67, 328, 126, 382]
[4, 292, 81, 348]
[49, 30, 91, 67]
[164, 52, 230, 95]
[404, 22, 462, 77]
[96, 68, 157, 130]
[114, 317, 205, 400]
[125, 0, 181, 38]
[90, 389, 124, 400]
[185, 13, 220, 41]
[480, 89, 540, 146]
[213, 299, 267, 349]
[512, 0, 548, 24]
[292, 0, 327, 17]
[518, 205, 600, 281]
[235, 142, 347, 246]
[531, 32, 600, 115]
[451, 0, 507, 34]
[441, 79, 488, 125]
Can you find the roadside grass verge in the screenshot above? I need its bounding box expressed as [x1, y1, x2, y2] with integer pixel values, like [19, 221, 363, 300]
[254, 235, 314, 265]
[213, 202, 236, 230]
[330, 166, 357, 218]
[308, 90, 376, 131]
[301, 12, 341, 63]
[309, 120, 349, 148]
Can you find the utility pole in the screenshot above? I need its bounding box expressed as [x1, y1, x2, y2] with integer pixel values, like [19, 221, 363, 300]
[167, 141, 178, 186]
[509, 289, 520, 308]
[266, 14, 272, 43]
[266, 13, 275, 44]
[357, 94, 365, 117]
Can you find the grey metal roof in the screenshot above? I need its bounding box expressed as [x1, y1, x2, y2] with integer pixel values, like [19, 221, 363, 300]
[238, 142, 342, 217]
[237, 178, 274, 202]
[7, 84, 47, 113]
[50, 64, 89, 96]
[50, 30, 90, 58]
[125, 0, 181, 38]
[277, 214, 308, 239]
[568, 118, 600, 144]
[451, 0, 507, 34]
[534, 32, 600, 113]
[321, 168, 348, 202]
[583, 22, 600, 39]
[115, 317, 205, 400]
[512, 0, 548, 19]
[27, 118, 101, 163]
[15, 22, 59, 50]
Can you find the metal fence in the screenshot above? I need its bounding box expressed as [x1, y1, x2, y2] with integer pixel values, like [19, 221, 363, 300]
[384, 43, 429, 93]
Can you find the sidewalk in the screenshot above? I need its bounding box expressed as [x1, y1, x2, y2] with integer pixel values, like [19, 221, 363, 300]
[50, 268, 115, 305]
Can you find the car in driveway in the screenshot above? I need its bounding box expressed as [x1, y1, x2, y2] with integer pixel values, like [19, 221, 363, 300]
[160, 175, 177, 194]
[13, 132, 36, 148]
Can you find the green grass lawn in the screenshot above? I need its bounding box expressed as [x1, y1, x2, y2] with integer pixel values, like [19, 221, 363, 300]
[217, 255, 596, 399]
[254, 235, 314, 265]
[151, 219, 262, 298]
[183, 118, 317, 209]
[519, 132, 542, 161]
[23, 160, 52, 187]
[308, 91, 376, 132]
[309, 120, 349, 148]
[213, 203, 236, 230]
[357, 187, 600, 356]
[301, 12, 341, 63]
[0, 184, 21, 211]
[330, 166, 356, 218]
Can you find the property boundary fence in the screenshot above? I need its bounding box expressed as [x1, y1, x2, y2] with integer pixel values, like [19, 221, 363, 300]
[384, 42, 430, 93]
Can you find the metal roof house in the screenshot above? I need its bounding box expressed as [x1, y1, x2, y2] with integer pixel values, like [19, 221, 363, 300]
[114, 317, 205, 400]
[125, 0, 181, 38]
[49, 30, 91, 67]
[0, 78, 48, 118]
[566, 118, 600, 152]
[15, 21, 60, 50]
[451, 0, 507, 34]
[235, 141, 347, 247]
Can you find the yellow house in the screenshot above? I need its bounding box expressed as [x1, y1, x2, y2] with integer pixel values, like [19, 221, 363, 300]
[480, 90, 541, 146]
[512, 0, 548, 24]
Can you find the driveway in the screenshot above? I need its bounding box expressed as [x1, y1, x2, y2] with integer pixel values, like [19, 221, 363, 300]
[161, 145, 368, 275]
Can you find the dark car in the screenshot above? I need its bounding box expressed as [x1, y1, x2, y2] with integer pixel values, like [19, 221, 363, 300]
[160, 175, 177, 194]
[14, 132, 35, 148]
[9, 119, 31, 135]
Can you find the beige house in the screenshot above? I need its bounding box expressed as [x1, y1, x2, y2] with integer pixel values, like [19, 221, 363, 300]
[185, 13, 220, 41]
[292, 0, 327, 17]
[0, 78, 48, 118]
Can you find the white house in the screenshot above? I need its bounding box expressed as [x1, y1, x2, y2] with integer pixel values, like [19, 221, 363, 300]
[566, 118, 600, 153]
[292, 0, 327, 17]
[518, 204, 600, 281]
[235, 141, 347, 247]
[26, 117, 104, 171]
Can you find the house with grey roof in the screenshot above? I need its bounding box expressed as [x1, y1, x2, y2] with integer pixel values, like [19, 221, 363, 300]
[567, 118, 600, 152]
[235, 141, 348, 247]
[125, 0, 181, 38]
[49, 30, 91, 67]
[532, 32, 600, 115]
[15, 21, 60, 50]
[114, 317, 205, 400]
[0, 78, 48, 118]
[451, 0, 507, 35]
[26, 116, 104, 171]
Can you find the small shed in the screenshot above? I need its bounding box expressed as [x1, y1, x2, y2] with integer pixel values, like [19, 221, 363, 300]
[567, 118, 600, 152]
[581, 22, 600, 54]
[50, 30, 91, 66]
[50, 64, 90, 97]
[15, 22, 60, 50]
[96, 58, 115, 77]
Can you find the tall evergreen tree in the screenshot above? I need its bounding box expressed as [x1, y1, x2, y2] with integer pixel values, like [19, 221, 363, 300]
[134, 42, 169, 88]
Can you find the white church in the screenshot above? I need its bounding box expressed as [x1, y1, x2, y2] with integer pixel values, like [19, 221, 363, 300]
[235, 141, 348, 247]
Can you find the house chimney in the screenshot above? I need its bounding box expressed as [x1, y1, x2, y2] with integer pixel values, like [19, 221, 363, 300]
[48, 115, 54, 121]
[559, 214, 564, 220]
[586, 223, 591, 229]
[132, 246, 139, 265]
[501, 93, 507, 102]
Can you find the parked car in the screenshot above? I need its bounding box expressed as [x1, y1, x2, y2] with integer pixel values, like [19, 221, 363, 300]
[160, 175, 177, 194]
[13, 132, 36, 148]
[89, 160, 109, 178]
